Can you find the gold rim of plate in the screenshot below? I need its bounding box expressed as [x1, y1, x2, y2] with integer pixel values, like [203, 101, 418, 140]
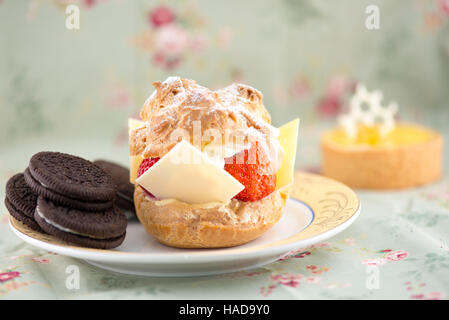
[9, 171, 360, 256]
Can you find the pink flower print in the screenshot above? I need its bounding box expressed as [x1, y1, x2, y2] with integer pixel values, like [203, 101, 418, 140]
[152, 53, 181, 70]
[317, 95, 340, 117]
[190, 34, 208, 52]
[316, 75, 355, 117]
[152, 52, 165, 65]
[104, 84, 131, 109]
[306, 265, 318, 271]
[154, 23, 190, 57]
[295, 251, 311, 258]
[439, 0, 449, 16]
[290, 78, 309, 99]
[260, 284, 276, 297]
[305, 276, 322, 284]
[83, 0, 96, 8]
[411, 292, 445, 300]
[271, 274, 303, 288]
[343, 238, 356, 246]
[384, 250, 408, 261]
[289, 248, 306, 255]
[80, 0, 107, 9]
[306, 265, 329, 274]
[278, 254, 289, 261]
[424, 292, 445, 300]
[0, 271, 20, 282]
[149, 6, 175, 27]
[379, 249, 392, 253]
[328, 75, 353, 97]
[217, 27, 233, 49]
[280, 278, 301, 288]
[31, 257, 50, 264]
[362, 258, 387, 266]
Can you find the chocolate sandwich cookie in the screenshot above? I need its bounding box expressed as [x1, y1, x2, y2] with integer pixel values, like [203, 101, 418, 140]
[34, 197, 127, 249]
[25, 152, 116, 211]
[5, 173, 43, 232]
[93, 160, 135, 216]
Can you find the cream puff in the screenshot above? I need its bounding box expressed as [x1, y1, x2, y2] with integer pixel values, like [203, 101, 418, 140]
[129, 77, 297, 248]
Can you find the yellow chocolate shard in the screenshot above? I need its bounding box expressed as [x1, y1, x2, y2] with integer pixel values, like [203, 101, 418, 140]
[128, 118, 145, 184]
[129, 155, 144, 185]
[276, 118, 300, 192]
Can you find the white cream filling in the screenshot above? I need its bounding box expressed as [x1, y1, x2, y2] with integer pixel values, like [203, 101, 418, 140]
[36, 207, 106, 240]
[153, 197, 227, 209]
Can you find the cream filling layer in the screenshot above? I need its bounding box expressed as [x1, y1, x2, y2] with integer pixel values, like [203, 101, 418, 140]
[153, 197, 227, 209]
[35, 207, 107, 240]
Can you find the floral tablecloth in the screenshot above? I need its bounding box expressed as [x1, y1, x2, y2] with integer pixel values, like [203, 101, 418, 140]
[1, 0, 449, 300]
[1, 133, 448, 300]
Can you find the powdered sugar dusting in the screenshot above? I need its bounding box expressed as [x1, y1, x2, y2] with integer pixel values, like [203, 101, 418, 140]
[134, 77, 284, 171]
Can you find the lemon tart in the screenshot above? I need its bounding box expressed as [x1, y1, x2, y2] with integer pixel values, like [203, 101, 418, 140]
[321, 84, 443, 190]
[322, 124, 443, 189]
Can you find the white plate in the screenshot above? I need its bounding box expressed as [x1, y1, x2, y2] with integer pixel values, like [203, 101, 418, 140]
[9, 172, 361, 277]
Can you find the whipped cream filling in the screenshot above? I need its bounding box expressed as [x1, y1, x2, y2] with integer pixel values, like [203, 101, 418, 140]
[202, 142, 250, 168]
[140, 185, 231, 208]
[153, 197, 227, 209]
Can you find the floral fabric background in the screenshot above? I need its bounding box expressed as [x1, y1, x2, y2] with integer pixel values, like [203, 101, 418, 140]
[0, 0, 448, 299]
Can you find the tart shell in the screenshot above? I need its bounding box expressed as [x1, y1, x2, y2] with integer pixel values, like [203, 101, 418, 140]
[321, 129, 443, 190]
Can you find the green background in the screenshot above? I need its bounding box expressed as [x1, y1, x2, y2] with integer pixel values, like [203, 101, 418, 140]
[0, 0, 448, 300]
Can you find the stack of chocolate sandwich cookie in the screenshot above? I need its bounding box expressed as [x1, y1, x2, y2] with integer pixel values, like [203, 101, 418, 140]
[6, 151, 128, 249]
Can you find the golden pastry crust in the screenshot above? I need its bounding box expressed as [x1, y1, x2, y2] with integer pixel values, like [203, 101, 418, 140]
[321, 128, 443, 189]
[130, 77, 274, 159]
[134, 187, 286, 248]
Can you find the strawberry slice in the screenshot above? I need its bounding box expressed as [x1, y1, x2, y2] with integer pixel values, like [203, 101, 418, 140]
[137, 157, 160, 198]
[224, 142, 276, 202]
